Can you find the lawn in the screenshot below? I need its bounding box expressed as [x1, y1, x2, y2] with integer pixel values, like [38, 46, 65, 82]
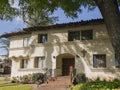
[0, 83, 32, 90]
[0, 77, 32, 90]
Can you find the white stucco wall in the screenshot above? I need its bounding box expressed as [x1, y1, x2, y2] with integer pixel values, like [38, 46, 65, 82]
[9, 24, 120, 80]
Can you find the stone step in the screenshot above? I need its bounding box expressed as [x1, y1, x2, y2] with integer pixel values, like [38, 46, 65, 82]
[46, 76, 71, 86]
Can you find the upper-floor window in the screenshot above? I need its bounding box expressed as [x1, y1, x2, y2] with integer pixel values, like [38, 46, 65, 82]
[38, 34, 47, 43]
[115, 54, 120, 68]
[20, 59, 28, 68]
[34, 57, 45, 68]
[81, 30, 93, 40]
[68, 31, 80, 41]
[23, 37, 30, 47]
[93, 54, 106, 68]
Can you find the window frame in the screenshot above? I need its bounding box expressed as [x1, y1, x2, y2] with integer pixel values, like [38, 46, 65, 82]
[93, 54, 106, 68]
[23, 37, 30, 47]
[68, 31, 80, 41]
[34, 57, 45, 68]
[38, 34, 47, 43]
[20, 59, 28, 68]
[81, 29, 93, 40]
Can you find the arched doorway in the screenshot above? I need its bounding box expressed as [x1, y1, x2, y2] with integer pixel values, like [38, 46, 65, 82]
[56, 53, 75, 76]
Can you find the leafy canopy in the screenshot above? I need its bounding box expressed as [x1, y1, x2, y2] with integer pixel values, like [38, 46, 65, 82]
[0, 0, 119, 24]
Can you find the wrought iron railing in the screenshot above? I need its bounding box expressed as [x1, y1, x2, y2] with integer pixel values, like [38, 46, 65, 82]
[70, 68, 76, 84]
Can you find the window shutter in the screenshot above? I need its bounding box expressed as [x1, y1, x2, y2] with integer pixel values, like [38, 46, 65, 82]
[38, 34, 41, 43]
[20, 60, 23, 68]
[34, 57, 38, 68]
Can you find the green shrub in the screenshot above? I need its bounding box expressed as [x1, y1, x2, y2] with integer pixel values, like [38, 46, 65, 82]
[71, 78, 120, 90]
[11, 74, 33, 84]
[11, 73, 45, 84]
[20, 74, 33, 84]
[32, 73, 45, 84]
[73, 73, 86, 85]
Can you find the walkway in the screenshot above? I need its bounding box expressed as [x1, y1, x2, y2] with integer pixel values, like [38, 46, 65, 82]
[32, 76, 72, 90]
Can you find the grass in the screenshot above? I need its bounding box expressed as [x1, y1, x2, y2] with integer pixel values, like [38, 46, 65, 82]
[0, 76, 10, 84]
[0, 83, 32, 90]
[0, 77, 5, 81]
[0, 77, 32, 90]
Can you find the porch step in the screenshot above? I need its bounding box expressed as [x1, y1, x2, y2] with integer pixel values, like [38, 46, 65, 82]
[46, 76, 71, 86]
[34, 76, 71, 90]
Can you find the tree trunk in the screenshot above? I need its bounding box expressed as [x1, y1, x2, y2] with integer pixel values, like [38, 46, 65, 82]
[95, 0, 120, 63]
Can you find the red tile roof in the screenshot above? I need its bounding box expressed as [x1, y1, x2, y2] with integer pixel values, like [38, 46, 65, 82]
[0, 19, 104, 38]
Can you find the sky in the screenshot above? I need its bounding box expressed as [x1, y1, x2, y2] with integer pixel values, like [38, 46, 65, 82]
[0, 7, 102, 58]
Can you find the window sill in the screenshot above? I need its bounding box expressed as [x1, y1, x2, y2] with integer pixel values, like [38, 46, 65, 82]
[19, 68, 40, 71]
[91, 68, 120, 72]
[18, 68, 47, 71]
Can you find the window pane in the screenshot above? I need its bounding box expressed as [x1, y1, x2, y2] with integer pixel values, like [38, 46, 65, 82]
[68, 31, 80, 41]
[24, 60, 27, 68]
[81, 30, 93, 40]
[93, 56, 98, 68]
[115, 54, 120, 68]
[23, 37, 30, 47]
[38, 58, 42, 68]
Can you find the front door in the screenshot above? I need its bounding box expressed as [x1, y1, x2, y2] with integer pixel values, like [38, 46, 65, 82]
[62, 58, 75, 76]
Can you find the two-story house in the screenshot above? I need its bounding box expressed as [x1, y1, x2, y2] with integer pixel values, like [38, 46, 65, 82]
[1, 19, 120, 80]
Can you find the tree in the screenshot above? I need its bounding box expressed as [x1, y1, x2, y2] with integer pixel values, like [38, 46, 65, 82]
[19, 0, 58, 26]
[0, 0, 58, 26]
[95, 0, 120, 63]
[0, 0, 120, 61]
[0, 0, 18, 21]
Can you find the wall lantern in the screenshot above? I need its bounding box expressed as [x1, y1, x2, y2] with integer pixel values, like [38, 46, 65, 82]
[53, 56, 56, 59]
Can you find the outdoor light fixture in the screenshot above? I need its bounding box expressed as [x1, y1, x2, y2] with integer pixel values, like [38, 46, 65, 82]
[53, 56, 56, 58]
[81, 49, 87, 57]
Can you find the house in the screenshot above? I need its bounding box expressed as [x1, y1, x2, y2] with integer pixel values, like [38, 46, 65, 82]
[0, 19, 120, 80]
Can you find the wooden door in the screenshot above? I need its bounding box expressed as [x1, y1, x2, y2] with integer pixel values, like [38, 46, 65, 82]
[62, 58, 75, 76]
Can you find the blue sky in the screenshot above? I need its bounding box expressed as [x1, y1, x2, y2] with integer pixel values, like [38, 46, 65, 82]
[0, 7, 102, 35]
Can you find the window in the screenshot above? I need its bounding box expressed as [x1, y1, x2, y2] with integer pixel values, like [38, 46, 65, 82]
[68, 31, 80, 41]
[20, 59, 28, 68]
[81, 30, 93, 40]
[23, 37, 30, 47]
[0, 64, 3, 68]
[34, 57, 45, 68]
[38, 34, 47, 43]
[93, 54, 106, 68]
[115, 54, 120, 68]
